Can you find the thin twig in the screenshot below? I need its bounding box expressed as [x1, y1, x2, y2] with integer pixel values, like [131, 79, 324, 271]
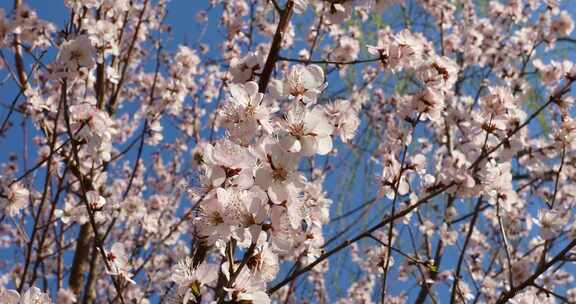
[449, 197, 483, 304]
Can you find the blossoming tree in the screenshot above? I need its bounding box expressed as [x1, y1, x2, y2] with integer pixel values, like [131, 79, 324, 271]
[1, 0, 576, 303]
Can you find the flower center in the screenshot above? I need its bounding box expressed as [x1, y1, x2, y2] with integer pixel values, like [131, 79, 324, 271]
[272, 167, 288, 182]
[289, 122, 305, 137]
[210, 212, 224, 225]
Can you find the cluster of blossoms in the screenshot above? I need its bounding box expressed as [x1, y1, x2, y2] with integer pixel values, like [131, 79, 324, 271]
[0, 4, 55, 49]
[180, 64, 349, 301]
[2, 0, 576, 303]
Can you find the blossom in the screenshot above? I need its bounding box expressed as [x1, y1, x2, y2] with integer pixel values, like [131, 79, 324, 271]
[440, 223, 457, 246]
[173, 45, 201, 76]
[20, 287, 52, 304]
[368, 29, 426, 72]
[510, 288, 557, 304]
[270, 186, 303, 229]
[0, 288, 20, 304]
[229, 52, 264, 83]
[211, 139, 256, 169]
[196, 196, 233, 244]
[293, 0, 308, 14]
[65, 0, 101, 9]
[0, 9, 8, 46]
[209, 139, 256, 189]
[56, 289, 77, 304]
[324, 99, 360, 142]
[329, 35, 360, 64]
[1, 287, 51, 304]
[279, 105, 334, 156]
[282, 64, 325, 104]
[224, 268, 270, 304]
[87, 19, 119, 58]
[222, 81, 274, 142]
[147, 119, 164, 146]
[236, 187, 269, 244]
[245, 242, 279, 282]
[86, 190, 106, 210]
[54, 196, 84, 225]
[533, 59, 573, 85]
[379, 151, 410, 199]
[482, 160, 518, 211]
[412, 87, 445, 122]
[55, 35, 95, 72]
[417, 56, 459, 91]
[511, 259, 533, 284]
[480, 86, 515, 116]
[0, 182, 29, 217]
[534, 209, 570, 240]
[200, 186, 269, 247]
[70, 103, 117, 162]
[550, 11, 574, 38]
[255, 143, 303, 204]
[10, 5, 55, 48]
[105, 243, 135, 284]
[324, 1, 353, 24]
[171, 259, 218, 304]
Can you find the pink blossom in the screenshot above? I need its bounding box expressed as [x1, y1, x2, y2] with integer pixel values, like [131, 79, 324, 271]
[0, 182, 29, 217]
[105, 243, 135, 284]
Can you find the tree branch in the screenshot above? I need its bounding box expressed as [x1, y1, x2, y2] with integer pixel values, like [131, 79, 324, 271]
[258, 0, 294, 93]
